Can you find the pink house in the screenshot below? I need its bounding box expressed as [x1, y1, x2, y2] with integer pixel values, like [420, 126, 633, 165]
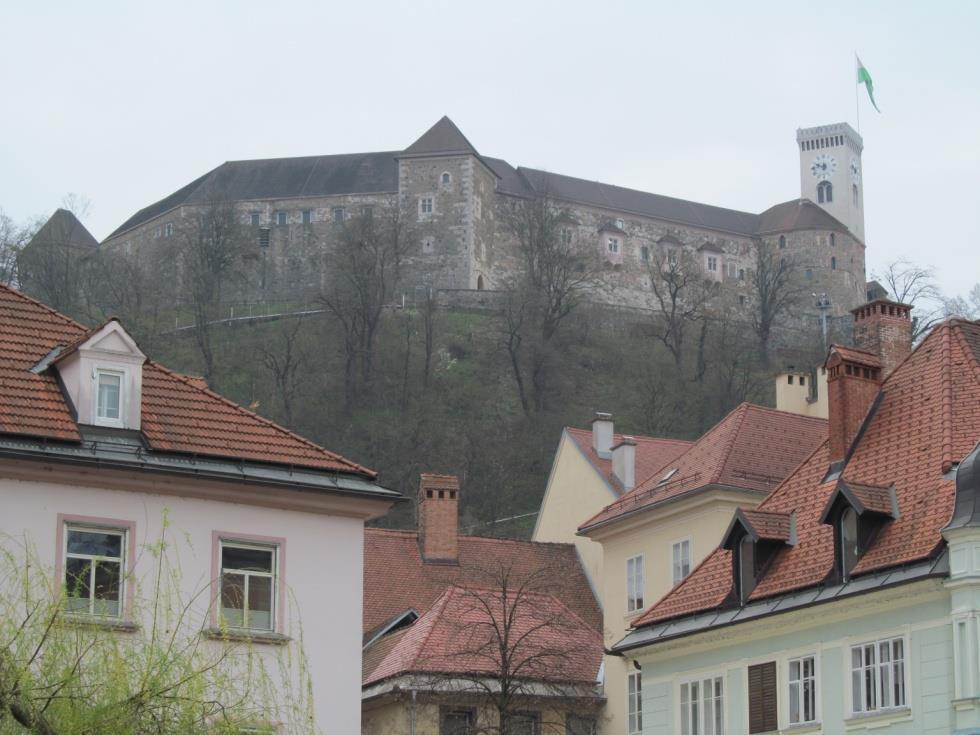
[0, 284, 401, 732]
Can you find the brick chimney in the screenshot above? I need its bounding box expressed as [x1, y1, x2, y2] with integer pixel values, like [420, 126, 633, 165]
[592, 412, 614, 459]
[418, 474, 460, 563]
[825, 346, 882, 466]
[612, 437, 637, 490]
[851, 299, 913, 378]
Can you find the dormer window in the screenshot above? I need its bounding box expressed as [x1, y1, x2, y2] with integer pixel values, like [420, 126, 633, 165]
[819, 480, 898, 583]
[840, 507, 859, 579]
[722, 509, 796, 605]
[95, 370, 123, 426]
[738, 535, 756, 600]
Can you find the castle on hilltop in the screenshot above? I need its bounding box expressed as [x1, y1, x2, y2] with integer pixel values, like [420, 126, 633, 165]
[104, 117, 868, 319]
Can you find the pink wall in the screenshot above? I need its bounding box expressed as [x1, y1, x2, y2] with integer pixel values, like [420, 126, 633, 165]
[0, 472, 365, 733]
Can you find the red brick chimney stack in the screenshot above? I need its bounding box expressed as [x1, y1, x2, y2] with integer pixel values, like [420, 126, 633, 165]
[825, 346, 882, 466]
[851, 299, 913, 378]
[418, 473, 460, 563]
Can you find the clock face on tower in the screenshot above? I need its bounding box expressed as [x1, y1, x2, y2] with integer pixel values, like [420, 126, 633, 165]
[850, 158, 861, 183]
[810, 153, 837, 180]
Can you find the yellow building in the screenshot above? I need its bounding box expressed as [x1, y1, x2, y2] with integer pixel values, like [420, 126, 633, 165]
[537, 407, 826, 735]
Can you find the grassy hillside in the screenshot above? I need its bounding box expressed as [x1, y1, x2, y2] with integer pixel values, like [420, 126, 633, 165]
[140, 302, 786, 537]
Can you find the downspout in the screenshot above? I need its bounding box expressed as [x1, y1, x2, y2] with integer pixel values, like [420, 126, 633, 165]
[409, 689, 417, 735]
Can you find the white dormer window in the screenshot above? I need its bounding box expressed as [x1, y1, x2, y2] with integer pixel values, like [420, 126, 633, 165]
[615, 218, 625, 230]
[607, 237, 620, 254]
[95, 369, 124, 426]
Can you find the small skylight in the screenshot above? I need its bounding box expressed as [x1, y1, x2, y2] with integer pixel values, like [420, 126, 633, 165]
[658, 468, 678, 485]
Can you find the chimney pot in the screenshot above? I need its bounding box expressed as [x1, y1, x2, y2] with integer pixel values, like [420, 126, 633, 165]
[592, 412, 614, 459]
[851, 298, 913, 378]
[418, 474, 459, 563]
[611, 436, 637, 490]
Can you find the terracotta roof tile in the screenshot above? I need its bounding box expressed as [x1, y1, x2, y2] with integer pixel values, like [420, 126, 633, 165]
[0, 285, 374, 477]
[565, 428, 691, 495]
[579, 404, 827, 532]
[740, 509, 793, 542]
[633, 320, 980, 628]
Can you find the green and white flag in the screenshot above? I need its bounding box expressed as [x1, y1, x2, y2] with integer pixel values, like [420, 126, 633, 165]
[856, 55, 880, 112]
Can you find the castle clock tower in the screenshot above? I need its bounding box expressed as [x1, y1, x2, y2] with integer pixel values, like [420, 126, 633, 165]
[797, 123, 865, 241]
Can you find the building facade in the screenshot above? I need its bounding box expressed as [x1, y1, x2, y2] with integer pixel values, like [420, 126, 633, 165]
[103, 117, 868, 320]
[0, 284, 401, 733]
[612, 303, 980, 734]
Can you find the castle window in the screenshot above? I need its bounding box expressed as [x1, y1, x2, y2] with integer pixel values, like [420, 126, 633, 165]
[274, 211, 287, 226]
[640, 246, 649, 262]
[853, 184, 859, 207]
[561, 228, 573, 247]
[831, 256, 837, 270]
[726, 261, 737, 279]
[164, 223, 174, 238]
[615, 218, 625, 230]
[302, 209, 312, 225]
[779, 235, 786, 249]
[667, 249, 678, 266]
[607, 237, 620, 254]
[440, 171, 452, 188]
[332, 207, 346, 224]
[738, 268, 745, 280]
[422, 237, 435, 254]
[258, 228, 270, 247]
[477, 275, 485, 291]
[817, 181, 833, 204]
[788, 375, 794, 385]
[706, 256, 717, 272]
[362, 205, 373, 219]
[830, 233, 836, 247]
[419, 197, 434, 218]
[250, 211, 261, 226]
[805, 268, 813, 280]
[739, 295, 746, 305]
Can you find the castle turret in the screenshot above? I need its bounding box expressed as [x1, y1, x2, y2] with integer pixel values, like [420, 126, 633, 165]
[797, 123, 865, 241]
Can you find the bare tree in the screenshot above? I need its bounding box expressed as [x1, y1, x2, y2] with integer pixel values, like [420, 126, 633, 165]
[751, 239, 800, 361]
[646, 247, 718, 368]
[319, 207, 409, 407]
[259, 315, 309, 426]
[873, 259, 944, 340]
[412, 560, 603, 734]
[0, 210, 43, 288]
[171, 198, 247, 384]
[944, 283, 980, 321]
[501, 195, 602, 413]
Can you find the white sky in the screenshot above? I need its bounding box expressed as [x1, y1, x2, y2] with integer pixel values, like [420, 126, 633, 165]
[2, 0, 978, 297]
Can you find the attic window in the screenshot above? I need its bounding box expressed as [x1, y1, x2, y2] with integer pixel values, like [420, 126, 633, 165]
[819, 480, 897, 583]
[658, 468, 678, 485]
[94, 370, 124, 426]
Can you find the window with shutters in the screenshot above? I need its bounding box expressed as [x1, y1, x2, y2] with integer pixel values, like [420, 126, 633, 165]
[747, 662, 777, 733]
[626, 555, 644, 613]
[679, 675, 724, 735]
[627, 671, 642, 734]
[788, 655, 818, 725]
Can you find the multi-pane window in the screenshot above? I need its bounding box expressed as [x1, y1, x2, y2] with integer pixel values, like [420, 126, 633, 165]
[64, 525, 125, 617]
[672, 539, 691, 585]
[302, 209, 313, 224]
[565, 714, 596, 735]
[275, 211, 288, 226]
[332, 207, 346, 224]
[788, 655, 817, 725]
[706, 256, 718, 272]
[561, 228, 573, 247]
[817, 180, 833, 203]
[164, 222, 174, 237]
[419, 197, 434, 216]
[250, 211, 261, 226]
[220, 541, 277, 631]
[506, 712, 539, 735]
[627, 672, 642, 735]
[851, 636, 906, 714]
[680, 676, 724, 735]
[95, 370, 123, 424]
[362, 205, 374, 219]
[607, 237, 620, 254]
[640, 246, 650, 262]
[667, 248, 678, 265]
[440, 707, 474, 735]
[626, 555, 644, 613]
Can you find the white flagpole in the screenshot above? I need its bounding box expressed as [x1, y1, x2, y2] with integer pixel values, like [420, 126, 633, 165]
[855, 53, 861, 133]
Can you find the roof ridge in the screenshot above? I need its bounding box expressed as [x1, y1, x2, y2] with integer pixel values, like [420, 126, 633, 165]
[711, 403, 750, 483]
[565, 425, 693, 445]
[953, 321, 980, 388]
[409, 587, 458, 672]
[941, 323, 955, 473]
[146, 359, 376, 478]
[0, 284, 89, 333]
[740, 402, 828, 424]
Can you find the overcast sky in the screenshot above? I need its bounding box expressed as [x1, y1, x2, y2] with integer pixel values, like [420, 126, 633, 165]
[2, 1, 978, 297]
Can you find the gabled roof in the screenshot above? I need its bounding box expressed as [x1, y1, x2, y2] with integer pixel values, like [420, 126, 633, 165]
[363, 529, 601, 634]
[27, 209, 98, 250]
[401, 116, 480, 157]
[723, 509, 794, 547]
[818, 480, 896, 523]
[0, 284, 376, 477]
[628, 320, 980, 632]
[565, 428, 692, 496]
[579, 404, 827, 533]
[362, 585, 602, 688]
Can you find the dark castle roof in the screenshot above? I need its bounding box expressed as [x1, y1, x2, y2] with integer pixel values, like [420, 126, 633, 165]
[106, 117, 854, 242]
[29, 209, 98, 250]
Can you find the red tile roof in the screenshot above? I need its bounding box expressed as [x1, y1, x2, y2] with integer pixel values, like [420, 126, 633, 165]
[633, 320, 980, 628]
[739, 510, 793, 542]
[0, 285, 374, 477]
[565, 427, 692, 495]
[579, 404, 827, 533]
[362, 585, 603, 687]
[362, 529, 603, 686]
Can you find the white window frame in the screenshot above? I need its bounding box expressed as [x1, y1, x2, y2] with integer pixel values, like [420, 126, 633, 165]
[301, 209, 313, 224]
[848, 634, 908, 715]
[706, 255, 718, 272]
[93, 368, 125, 428]
[607, 237, 620, 254]
[219, 540, 278, 632]
[671, 538, 692, 585]
[275, 211, 288, 226]
[626, 554, 644, 613]
[332, 206, 346, 224]
[787, 653, 819, 726]
[419, 197, 434, 218]
[164, 222, 174, 237]
[678, 673, 725, 735]
[63, 523, 127, 619]
[627, 671, 642, 735]
[561, 228, 573, 246]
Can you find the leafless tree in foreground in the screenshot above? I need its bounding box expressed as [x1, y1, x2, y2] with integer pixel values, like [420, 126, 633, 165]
[751, 239, 800, 362]
[646, 246, 718, 368]
[412, 560, 603, 734]
[259, 314, 309, 426]
[872, 259, 944, 341]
